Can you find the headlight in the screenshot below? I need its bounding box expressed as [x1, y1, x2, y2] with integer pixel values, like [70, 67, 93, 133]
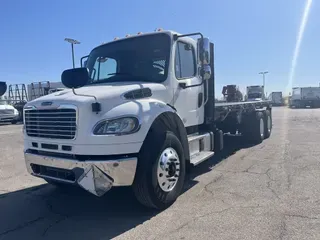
[14, 109, 19, 115]
[93, 117, 140, 135]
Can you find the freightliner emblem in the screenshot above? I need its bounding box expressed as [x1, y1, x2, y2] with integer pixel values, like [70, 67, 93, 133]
[41, 102, 53, 106]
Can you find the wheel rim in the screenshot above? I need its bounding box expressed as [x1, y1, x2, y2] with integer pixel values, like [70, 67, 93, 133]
[267, 115, 271, 132]
[157, 147, 180, 192]
[260, 118, 264, 137]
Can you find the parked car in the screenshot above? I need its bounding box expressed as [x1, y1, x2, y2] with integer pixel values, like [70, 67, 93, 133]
[0, 100, 20, 124]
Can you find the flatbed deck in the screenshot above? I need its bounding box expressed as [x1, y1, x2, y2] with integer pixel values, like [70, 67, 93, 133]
[214, 100, 271, 122]
[215, 100, 271, 107]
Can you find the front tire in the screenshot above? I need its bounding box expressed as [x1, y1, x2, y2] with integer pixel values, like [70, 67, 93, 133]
[133, 131, 186, 210]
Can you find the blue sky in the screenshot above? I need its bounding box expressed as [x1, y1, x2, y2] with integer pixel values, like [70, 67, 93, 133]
[0, 0, 318, 96]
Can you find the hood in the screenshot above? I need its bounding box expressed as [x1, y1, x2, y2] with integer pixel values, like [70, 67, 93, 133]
[26, 82, 170, 108]
[0, 104, 16, 110]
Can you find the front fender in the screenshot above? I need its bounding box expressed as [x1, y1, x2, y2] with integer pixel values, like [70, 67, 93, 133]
[97, 98, 178, 146]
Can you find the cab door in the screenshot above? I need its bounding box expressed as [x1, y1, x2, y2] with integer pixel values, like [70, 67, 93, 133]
[172, 40, 204, 127]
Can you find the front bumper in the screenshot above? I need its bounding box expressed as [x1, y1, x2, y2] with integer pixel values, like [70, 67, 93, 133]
[0, 114, 19, 122]
[24, 152, 137, 196]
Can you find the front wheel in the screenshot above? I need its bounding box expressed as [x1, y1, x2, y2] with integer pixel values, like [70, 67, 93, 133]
[133, 131, 186, 210]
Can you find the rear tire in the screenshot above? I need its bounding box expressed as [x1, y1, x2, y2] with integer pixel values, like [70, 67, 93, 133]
[242, 111, 265, 144]
[264, 110, 272, 139]
[133, 131, 186, 210]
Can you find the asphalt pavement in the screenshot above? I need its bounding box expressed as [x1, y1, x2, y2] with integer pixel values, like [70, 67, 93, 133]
[0, 107, 319, 240]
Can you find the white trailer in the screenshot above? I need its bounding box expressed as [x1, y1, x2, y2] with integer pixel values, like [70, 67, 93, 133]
[289, 87, 320, 108]
[23, 30, 272, 209]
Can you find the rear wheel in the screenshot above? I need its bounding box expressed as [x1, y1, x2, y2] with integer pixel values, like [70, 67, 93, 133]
[264, 110, 272, 139]
[133, 131, 186, 210]
[242, 111, 265, 144]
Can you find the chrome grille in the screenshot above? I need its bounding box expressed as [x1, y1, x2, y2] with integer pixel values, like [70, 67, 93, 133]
[25, 109, 76, 140]
[0, 109, 14, 114]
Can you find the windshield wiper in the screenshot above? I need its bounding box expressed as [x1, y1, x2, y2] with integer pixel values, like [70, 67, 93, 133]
[108, 72, 132, 76]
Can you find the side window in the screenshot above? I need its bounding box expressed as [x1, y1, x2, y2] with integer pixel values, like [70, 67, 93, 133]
[175, 42, 196, 79]
[92, 57, 117, 80]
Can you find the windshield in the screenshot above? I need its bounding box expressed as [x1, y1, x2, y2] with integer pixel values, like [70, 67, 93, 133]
[86, 33, 171, 85]
[248, 93, 262, 99]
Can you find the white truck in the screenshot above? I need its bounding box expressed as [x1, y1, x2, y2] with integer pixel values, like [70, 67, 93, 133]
[0, 82, 20, 123]
[246, 85, 265, 101]
[23, 30, 272, 209]
[268, 92, 283, 106]
[289, 87, 320, 108]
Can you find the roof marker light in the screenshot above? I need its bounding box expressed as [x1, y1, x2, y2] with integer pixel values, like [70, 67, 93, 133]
[125, 34, 131, 37]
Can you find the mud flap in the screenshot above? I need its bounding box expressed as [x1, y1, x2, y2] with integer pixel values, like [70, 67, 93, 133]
[77, 165, 113, 197]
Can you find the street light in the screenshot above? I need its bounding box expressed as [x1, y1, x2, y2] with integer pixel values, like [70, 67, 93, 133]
[64, 38, 80, 68]
[259, 71, 268, 96]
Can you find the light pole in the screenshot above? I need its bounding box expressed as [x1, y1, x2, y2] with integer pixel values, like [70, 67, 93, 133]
[64, 38, 80, 68]
[259, 71, 268, 97]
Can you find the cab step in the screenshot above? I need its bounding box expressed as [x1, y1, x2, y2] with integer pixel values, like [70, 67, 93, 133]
[187, 132, 214, 166]
[190, 151, 214, 166]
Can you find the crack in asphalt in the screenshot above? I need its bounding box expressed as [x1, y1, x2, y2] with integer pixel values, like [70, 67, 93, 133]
[0, 217, 46, 237]
[197, 173, 224, 196]
[155, 205, 263, 239]
[0, 189, 70, 237]
[284, 214, 319, 220]
[42, 215, 68, 237]
[41, 198, 69, 236]
[30, 191, 71, 236]
[279, 217, 287, 240]
[154, 207, 234, 239]
[215, 167, 282, 200]
[265, 169, 281, 200]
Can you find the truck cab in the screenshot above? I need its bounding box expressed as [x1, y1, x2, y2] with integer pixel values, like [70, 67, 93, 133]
[246, 85, 265, 101]
[23, 30, 272, 209]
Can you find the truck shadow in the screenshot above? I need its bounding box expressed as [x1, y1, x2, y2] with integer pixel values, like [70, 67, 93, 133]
[186, 135, 256, 189]
[0, 136, 255, 239]
[0, 184, 158, 239]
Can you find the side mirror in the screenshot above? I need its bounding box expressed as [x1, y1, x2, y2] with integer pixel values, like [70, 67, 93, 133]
[197, 37, 210, 65]
[0, 81, 7, 96]
[197, 38, 212, 80]
[61, 68, 89, 89]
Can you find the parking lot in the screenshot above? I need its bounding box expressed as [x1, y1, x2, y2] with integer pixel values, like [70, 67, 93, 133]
[0, 107, 319, 240]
